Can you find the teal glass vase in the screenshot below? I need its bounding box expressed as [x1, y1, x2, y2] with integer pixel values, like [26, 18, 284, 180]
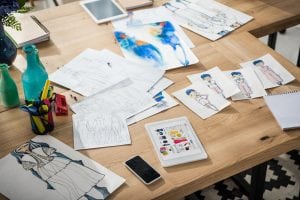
[0, 22, 17, 66]
[22, 44, 48, 101]
[0, 63, 20, 107]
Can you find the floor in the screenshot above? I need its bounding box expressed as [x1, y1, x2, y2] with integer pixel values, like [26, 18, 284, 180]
[28, 1, 300, 199]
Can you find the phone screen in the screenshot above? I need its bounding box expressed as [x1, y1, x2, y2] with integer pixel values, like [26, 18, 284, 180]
[125, 156, 160, 184]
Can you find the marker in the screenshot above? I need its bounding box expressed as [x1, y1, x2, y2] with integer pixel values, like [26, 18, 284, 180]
[41, 80, 50, 100]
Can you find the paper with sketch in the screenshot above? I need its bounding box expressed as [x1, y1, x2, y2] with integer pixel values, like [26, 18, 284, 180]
[112, 6, 195, 48]
[50, 49, 164, 96]
[148, 77, 174, 96]
[240, 54, 295, 89]
[73, 113, 131, 150]
[0, 135, 125, 200]
[114, 21, 199, 70]
[187, 66, 240, 98]
[71, 79, 157, 119]
[224, 68, 267, 100]
[172, 82, 230, 119]
[49, 49, 127, 96]
[127, 91, 178, 125]
[163, 0, 253, 41]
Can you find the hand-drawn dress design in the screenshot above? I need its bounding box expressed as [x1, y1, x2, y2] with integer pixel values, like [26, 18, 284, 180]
[200, 74, 224, 98]
[186, 89, 218, 111]
[253, 59, 283, 85]
[11, 140, 110, 200]
[231, 72, 252, 98]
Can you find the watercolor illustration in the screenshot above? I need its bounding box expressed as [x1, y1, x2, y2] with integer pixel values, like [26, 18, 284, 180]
[253, 59, 283, 86]
[11, 140, 110, 200]
[114, 31, 164, 66]
[186, 89, 218, 111]
[231, 71, 253, 98]
[114, 21, 198, 70]
[200, 73, 225, 98]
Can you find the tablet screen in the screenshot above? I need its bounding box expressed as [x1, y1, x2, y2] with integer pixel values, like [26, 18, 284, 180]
[83, 0, 124, 21]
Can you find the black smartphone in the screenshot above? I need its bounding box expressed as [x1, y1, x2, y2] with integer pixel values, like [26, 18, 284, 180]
[124, 155, 161, 185]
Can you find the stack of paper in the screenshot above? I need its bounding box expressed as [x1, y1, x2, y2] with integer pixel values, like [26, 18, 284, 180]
[4, 14, 49, 48]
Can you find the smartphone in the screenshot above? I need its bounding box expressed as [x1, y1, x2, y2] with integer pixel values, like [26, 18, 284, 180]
[124, 155, 161, 185]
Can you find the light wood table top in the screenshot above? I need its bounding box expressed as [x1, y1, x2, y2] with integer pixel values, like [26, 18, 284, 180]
[1, 31, 300, 199]
[1, 0, 300, 199]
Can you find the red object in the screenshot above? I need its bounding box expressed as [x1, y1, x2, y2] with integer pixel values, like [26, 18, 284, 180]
[54, 94, 68, 116]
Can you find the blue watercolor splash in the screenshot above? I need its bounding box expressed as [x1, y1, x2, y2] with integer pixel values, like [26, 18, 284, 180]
[149, 21, 189, 66]
[114, 31, 163, 66]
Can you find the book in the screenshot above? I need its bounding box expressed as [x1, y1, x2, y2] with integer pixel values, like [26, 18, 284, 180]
[145, 116, 207, 167]
[263, 91, 300, 130]
[4, 14, 49, 48]
[118, 0, 153, 10]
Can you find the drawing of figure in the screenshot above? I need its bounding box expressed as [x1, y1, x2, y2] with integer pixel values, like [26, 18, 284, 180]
[114, 31, 163, 66]
[11, 140, 110, 200]
[200, 74, 225, 98]
[231, 72, 253, 98]
[186, 89, 219, 111]
[126, 12, 142, 27]
[149, 21, 189, 66]
[253, 59, 283, 85]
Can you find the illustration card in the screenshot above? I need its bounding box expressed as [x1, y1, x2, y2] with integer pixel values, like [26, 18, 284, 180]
[240, 54, 295, 89]
[127, 91, 179, 125]
[112, 6, 195, 48]
[172, 82, 231, 119]
[224, 68, 267, 100]
[145, 116, 207, 167]
[0, 135, 125, 200]
[114, 21, 199, 70]
[187, 66, 240, 98]
[163, 0, 253, 41]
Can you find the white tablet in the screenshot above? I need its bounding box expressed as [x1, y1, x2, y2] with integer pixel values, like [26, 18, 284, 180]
[80, 0, 127, 24]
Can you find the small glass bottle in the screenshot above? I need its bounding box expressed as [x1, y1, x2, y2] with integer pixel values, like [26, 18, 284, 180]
[0, 63, 20, 107]
[22, 44, 48, 101]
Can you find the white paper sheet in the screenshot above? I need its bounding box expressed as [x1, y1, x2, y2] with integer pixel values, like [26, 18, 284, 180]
[224, 68, 267, 100]
[240, 54, 295, 89]
[127, 91, 178, 125]
[163, 0, 253, 41]
[112, 6, 195, 48]
[71, 79, 157, 119]
[73, 113, 131, 150]
[50, 48, 164, 96]
[114, 21, 199, 70]
[187, 66, 240, 98]
[172, 81, 231, 119]
[0, 135, 125, 200]
[148, 77, 174, 96]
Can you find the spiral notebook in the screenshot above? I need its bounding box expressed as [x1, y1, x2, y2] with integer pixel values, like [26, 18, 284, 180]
[263, 91, 300, 130]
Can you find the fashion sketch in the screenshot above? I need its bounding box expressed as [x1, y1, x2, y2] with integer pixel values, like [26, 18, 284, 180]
[186, 89, 218, 111]
[11, 140, 110, 200]
[200, 73, 225, 98]
[253, 59, 283, 85]
[231, 72, 253, 98]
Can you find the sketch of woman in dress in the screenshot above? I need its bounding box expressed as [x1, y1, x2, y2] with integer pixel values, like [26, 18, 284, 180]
[231, 72, 253, 98]
[200, 74, 225, 98]
[186, 89, 218, 111]
[253, 59, 283, 85]
[11, 140, 110, 200]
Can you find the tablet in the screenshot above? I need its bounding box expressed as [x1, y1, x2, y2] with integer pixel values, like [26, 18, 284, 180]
[80, 0, 128, 24]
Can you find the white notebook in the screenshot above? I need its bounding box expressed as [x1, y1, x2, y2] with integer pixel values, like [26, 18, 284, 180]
[263, 91, 300, 130]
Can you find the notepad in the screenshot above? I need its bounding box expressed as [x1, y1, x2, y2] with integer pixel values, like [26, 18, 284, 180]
[263, 91, 300, 130]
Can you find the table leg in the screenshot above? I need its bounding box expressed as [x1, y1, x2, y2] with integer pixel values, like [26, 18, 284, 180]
[268, 32, 277, 50]
[297, 47, 300, 67]
[53, 0, 59, 6]
[250, 162, 268, 200]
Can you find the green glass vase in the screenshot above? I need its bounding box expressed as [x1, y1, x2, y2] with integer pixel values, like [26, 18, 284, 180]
[0, 63, 20, 107]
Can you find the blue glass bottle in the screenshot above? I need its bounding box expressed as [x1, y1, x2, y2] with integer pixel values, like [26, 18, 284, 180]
[22, 44, 48, 101]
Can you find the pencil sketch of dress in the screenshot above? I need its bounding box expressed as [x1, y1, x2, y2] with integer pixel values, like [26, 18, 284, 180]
[231, 72, 252, 98]
[186, 89, 218, 111]
[11, 140, 110, 200]
[253, 59, 283, 85]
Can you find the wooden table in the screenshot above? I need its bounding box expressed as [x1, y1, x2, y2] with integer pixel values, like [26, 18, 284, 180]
[1, 0, 300, 199]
